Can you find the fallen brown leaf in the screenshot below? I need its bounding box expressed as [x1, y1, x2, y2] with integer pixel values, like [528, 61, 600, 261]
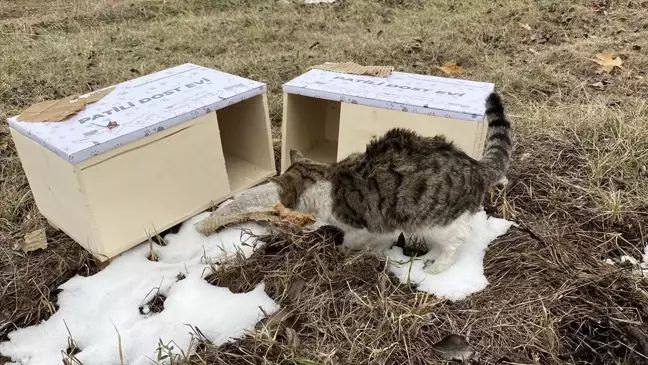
[590, 81, 605, 90]
[435, 62, 463, 76]
[259, 308, 297, 338]
[519, 22, 532, 31]
[285, 277, 307, 303]
[284, 327, 300, 349]
[591, 52, 624, 73]
[433, 334, 473, 361]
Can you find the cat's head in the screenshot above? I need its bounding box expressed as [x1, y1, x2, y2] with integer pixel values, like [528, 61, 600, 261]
[269, 149, 330, 208]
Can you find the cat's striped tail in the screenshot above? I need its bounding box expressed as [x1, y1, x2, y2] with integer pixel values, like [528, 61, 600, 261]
[480, 92, 512, 184]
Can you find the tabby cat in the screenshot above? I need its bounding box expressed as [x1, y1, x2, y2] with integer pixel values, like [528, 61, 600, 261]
[203, 92, 512, 275]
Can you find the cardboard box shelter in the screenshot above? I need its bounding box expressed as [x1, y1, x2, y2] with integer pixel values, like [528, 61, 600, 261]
[8, 63, 276, 261]
[281, 69, 495, 171]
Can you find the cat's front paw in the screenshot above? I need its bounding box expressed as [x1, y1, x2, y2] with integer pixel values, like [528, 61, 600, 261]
[423, 260, 450, 275]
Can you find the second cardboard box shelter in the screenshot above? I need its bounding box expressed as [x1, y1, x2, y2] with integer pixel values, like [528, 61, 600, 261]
[9, 63, 276, 261]
[281, 69, 495, 171]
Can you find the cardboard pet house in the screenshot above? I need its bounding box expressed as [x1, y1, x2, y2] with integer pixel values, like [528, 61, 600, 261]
[281, 69, 495, 171]
[9, 63, 275, 261]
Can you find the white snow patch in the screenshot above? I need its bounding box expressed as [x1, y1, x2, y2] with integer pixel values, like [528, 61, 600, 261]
[385, 211, 513, 301]
[601, 245, 648, 276]
[619, 255, 639, 266]
[0, 212, 278, 365]
[620, 248, 648, 276]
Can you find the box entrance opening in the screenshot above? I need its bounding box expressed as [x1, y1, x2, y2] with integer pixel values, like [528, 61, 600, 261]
[282, 94, 340, 171]
[216, 94, 275, 193]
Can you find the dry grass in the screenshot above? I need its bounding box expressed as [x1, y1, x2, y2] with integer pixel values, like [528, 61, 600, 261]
[1, 0, 648, 364]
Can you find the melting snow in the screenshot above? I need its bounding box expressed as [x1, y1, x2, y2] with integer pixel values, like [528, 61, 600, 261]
[606, 245, 648, 277]
[385, 211, 514, 301]
[1, 205, 516, 364]
[0, 213, 278, 365]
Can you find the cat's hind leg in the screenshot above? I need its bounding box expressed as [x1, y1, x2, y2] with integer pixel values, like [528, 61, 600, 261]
[421, 213, 472, 275]
[340, 228, 374, 250]
[341, 228, 395, 253]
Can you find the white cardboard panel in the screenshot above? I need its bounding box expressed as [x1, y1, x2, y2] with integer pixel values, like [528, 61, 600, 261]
[283, 69, 494, 121]
[80, 112, 231, 258]
[8, 63, 266, 163]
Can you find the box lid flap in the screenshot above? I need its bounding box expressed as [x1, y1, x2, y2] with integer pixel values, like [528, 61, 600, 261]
[8, 63, 266, 163]
[283, 69, 494, 122]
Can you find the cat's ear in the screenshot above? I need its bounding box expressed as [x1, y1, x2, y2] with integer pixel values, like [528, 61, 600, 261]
[268, 176, 285, 189]
[289, 149, 305, 164]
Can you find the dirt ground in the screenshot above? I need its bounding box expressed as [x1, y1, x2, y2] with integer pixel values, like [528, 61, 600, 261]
[1, 0, 648, 364]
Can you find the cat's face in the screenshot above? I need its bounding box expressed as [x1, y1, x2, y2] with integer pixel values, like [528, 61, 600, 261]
[269, 149, 331, 208]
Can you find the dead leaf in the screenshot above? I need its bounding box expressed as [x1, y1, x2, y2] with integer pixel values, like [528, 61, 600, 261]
[606, 99, 621, 107]
[17, 87, 115, 123]
[377, 272, 391, 292]
[14, 228, 48, 253]
[107, 121, 119, 129]
[285, 277, 306, 303]
[435, 62, 463, 76]
[433, 334, 474, 361]
[519, 22, 532, 31]
[591, 81, 605, 90]
[591, 52, 624, 73]
[259, 308, 297, 338]
[368, 255, 382, 269]
[111, 0, 119, 8]
[284, 327, 300, 348]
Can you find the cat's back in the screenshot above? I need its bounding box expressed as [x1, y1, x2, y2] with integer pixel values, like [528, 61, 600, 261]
[334, 128, 475, 175]
[328, 128, 485, 231]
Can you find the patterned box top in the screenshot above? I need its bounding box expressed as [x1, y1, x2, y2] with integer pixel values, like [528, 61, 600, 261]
[8, 63, 266, 163]
[283, 69, 494, 122]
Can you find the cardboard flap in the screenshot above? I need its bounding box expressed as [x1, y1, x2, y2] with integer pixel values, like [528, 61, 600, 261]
[17, 88, 114, 123]
[309, 62, 393, 77]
